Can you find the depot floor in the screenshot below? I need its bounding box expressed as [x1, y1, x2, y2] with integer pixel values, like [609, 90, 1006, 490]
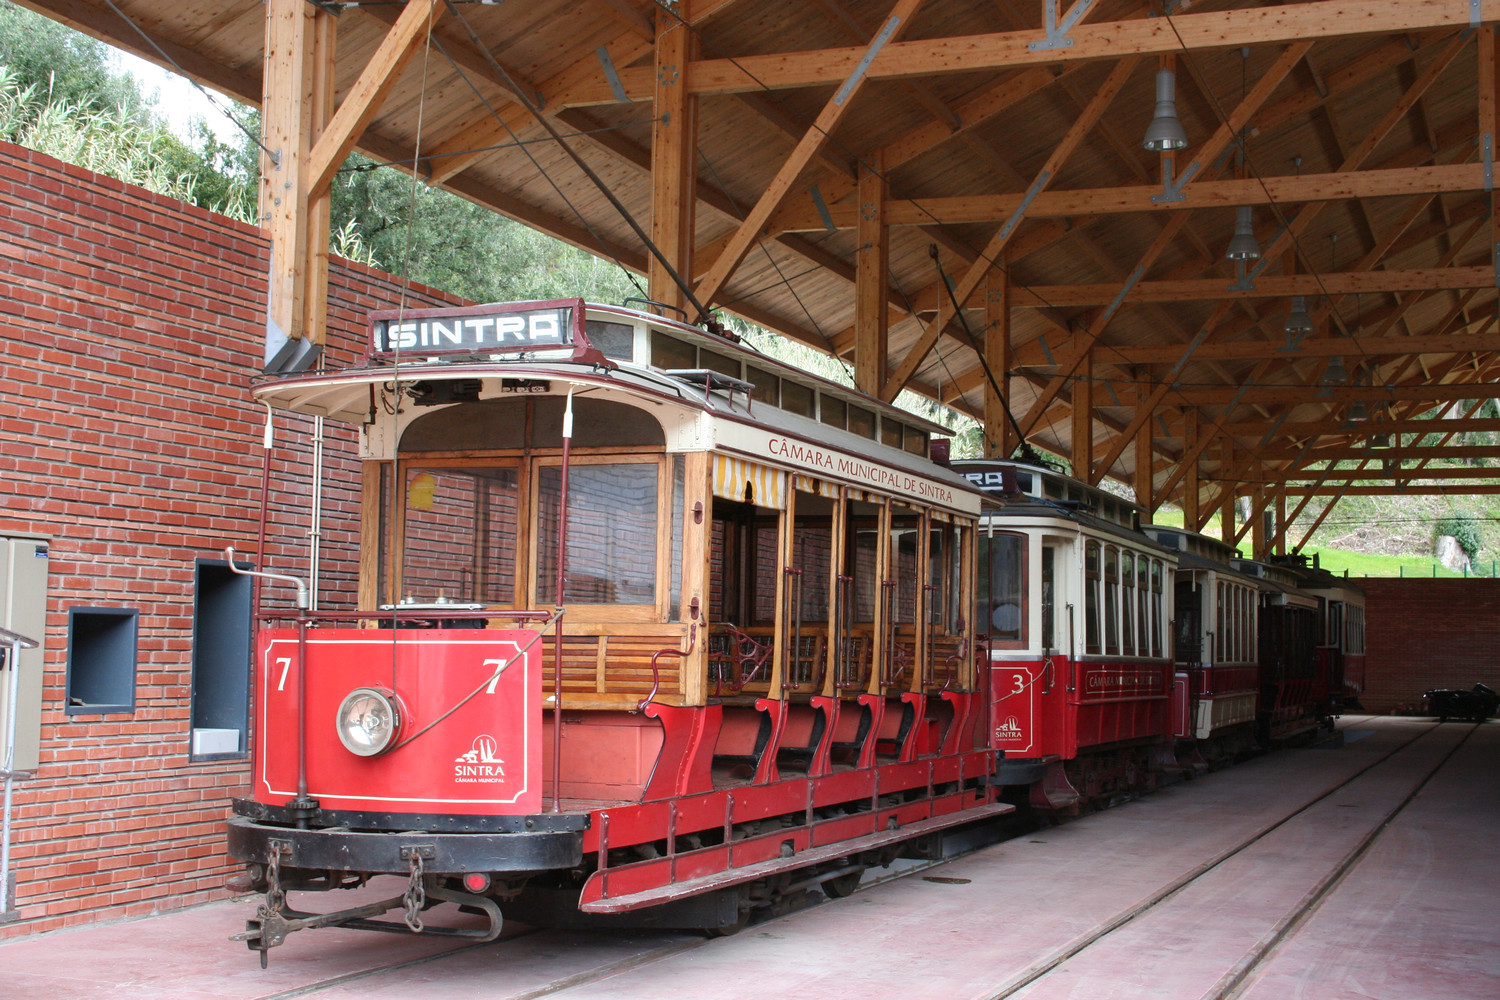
[2, 716, 1495, 1000]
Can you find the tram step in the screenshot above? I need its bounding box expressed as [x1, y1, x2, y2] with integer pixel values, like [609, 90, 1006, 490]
[579, 800, 1015, 914]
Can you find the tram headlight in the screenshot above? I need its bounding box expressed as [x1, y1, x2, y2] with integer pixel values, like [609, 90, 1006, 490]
[335, 687, 403, 757]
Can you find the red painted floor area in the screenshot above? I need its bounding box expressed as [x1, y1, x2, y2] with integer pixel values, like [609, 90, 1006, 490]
[1, 717, 1494, 1000]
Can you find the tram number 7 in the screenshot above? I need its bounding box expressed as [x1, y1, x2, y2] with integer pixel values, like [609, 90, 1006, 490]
[483, 658, 508, 694]
[275, 657, 292, 692]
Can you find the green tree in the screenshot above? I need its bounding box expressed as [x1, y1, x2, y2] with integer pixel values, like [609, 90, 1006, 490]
[0, 1, 139, 119]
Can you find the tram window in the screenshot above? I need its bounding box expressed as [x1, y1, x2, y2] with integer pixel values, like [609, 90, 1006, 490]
[1150, 561, 1164, 657]
[1084, 541, 1101, 654]
[746, 365, 779, 405]
[1216, 582, 1226, 661]
[846, 502, 882, 623]
[400, 467, 518, 605]
[651, 331, 696, 370]
[848, 405, 876, 439]
[890, 508, 922, 624]
[905, 427, 929, 456]
[585, 319, 634, 361]
[536, 462, 658, 605]
[753, 522, 779, 624]
[1104, 546, 1120, 656]
[1045, 479, 1065, 501]
[1040, 545, 1056, 650]
[793, 493, 834, 623]
[1120, 552, 1136, 656]
[978, 532, 1026, 646]
[1137, 557, 1151, 657]
[929, 525, 954, 628]
[820, 395, 847, 430]
[701, 348, 741, 378]
[781, 380, 815, 417]
[881, 418, 903, 449]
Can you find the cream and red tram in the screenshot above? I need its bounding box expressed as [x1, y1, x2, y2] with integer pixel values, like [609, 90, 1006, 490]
[1141, 526, 1266, 765]
[227, 300, 1010, 959]
[954, 461, 1177, 810]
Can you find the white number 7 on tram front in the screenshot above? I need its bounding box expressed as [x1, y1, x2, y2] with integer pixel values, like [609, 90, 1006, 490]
[483, 658, 508, 694]
[275, 657, 292, 692]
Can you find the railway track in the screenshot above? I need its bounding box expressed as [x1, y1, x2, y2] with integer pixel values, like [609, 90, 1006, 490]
[239, 718, 1467, 1000]
[980, 718, 1476, 1000]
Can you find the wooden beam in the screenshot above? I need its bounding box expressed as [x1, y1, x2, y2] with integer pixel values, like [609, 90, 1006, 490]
[1071, 349, 1094, 482]
[692, 0, 928, 316]
[307, 0, 442, 198]
[1181, 408, 1200, 527]
[881, 56, 1139, 401]
[985, 269, 1014, 458]
[1018, 42, 1310, 433]
[773, 163, 1487, 231]
[575, 1, 1493, 103]
[855, 153, 889, 397]
[1009, 266, 1495, 308]
[1134, 412, 1154, 516]
[648, 2, 698, 312]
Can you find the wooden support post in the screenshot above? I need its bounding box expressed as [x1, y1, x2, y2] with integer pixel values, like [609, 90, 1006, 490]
[1071, 350, 1093, 481]
[1275, 493, 1288, 557]
[1250, 485, 1266, 558]
[1219, 438, 1235, 545]
[649, 3, 699, 312]
[1133, 406, 1154, 516]
[261, 0, 319, 371]
[985, 268, 1013, 458]
[302, 13, 336, 352]
[854, 152, 888, 397]
[1182, 409, 1201, 529]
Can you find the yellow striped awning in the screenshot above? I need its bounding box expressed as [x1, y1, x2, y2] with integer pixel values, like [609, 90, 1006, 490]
[713, 456, 787, 509]
[792, 473, 840, 498]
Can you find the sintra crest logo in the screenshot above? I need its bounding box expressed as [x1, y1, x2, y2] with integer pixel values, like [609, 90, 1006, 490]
[995, 716, 1023, 739]
[454, 734, 507, 783]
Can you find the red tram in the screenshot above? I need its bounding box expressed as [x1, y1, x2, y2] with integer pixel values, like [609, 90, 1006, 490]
[956, 461, 1177, 809]
[225, 300, 1359, 963]
[228, 300, 1010, 961]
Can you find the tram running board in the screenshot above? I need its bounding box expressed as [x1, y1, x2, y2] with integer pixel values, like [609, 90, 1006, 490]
[580, 801, 1015, 914]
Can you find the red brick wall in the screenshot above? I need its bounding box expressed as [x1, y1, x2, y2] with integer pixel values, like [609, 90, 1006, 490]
[1357, 578, 1500, 713]
[0, 141, 463, 936]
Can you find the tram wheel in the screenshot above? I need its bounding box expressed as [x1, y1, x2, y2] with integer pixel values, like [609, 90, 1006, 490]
[822, 868, 865, 899]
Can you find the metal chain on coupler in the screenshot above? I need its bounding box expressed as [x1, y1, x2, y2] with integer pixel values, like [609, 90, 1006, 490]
[264, 844, 287, 914]
[403, 852, 426, 932]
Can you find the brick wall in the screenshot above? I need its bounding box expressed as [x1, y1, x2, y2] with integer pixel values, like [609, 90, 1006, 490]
[0, 141, 462, 936]
[1357, 578, 1500, 713]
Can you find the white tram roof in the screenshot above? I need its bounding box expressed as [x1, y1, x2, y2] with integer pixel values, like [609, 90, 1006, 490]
[951, 460, 1177, 555]
[249, 299, 983, 517]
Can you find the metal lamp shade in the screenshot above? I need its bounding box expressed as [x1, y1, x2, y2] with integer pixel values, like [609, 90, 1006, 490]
[1225, 206, 1260, 260]
[1142, 69, 1189, 151]
[1283, 296, 1313, 335]
[1323, 356, 1349, 385]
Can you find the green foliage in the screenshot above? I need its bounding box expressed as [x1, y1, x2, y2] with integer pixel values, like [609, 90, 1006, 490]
[0, 1, 138, 117]
[1434, 511, 1483, 560]
[326, 154, 643, 303]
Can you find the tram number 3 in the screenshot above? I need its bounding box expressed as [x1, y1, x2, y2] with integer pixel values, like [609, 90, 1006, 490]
[1011, 673, 1026, 695]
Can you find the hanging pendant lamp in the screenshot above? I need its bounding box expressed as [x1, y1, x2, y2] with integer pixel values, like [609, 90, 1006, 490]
[1225, 205, 1261, 260]
[1142, 69, 1189, 151]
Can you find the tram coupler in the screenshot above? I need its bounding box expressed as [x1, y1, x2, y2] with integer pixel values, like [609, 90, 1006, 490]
[235, 893, 407, 968]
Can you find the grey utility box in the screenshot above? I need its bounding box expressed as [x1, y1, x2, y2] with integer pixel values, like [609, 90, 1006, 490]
[1, 534, 49, 773]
